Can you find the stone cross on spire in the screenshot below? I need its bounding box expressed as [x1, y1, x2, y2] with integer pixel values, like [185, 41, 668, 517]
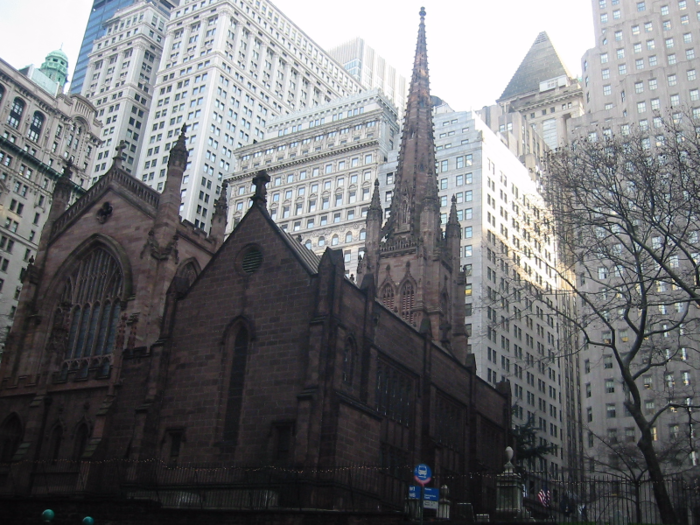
[251, 170, 270, 205]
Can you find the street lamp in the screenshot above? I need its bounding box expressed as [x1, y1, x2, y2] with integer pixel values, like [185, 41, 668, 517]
[41, 510, 54, 523]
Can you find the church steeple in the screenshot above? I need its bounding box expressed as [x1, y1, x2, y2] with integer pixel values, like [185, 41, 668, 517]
[383, 6, 439, 241]
[357, 8, 467, 363]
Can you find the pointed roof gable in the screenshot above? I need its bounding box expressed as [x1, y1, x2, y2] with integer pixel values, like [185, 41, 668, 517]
[498, 32, 571, 102]
[49, 159, 161, 242]
[214, 174, 322, 276]
[383, 7, 439, 238]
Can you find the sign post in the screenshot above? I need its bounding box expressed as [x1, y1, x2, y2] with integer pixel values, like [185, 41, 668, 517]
[413, 464, 432, 525]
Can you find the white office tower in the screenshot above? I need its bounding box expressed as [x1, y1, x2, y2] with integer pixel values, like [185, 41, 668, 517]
[328, 38, 407, 117]
[572, 0, 700, 135]
[83, 1, 168, 181]
[231, 89, 400, 277]
[377, 103, 571, 479]
[138, 0, 362, 230]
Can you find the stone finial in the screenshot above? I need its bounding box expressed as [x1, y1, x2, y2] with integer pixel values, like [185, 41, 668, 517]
[251, 170, 270, 205]
[420, 6, 426, 19]
[61, 158, 73, 179]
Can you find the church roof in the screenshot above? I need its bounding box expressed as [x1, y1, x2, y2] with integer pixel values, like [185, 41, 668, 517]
[280, 230, 321, 274]
[498, 32, 570, 102]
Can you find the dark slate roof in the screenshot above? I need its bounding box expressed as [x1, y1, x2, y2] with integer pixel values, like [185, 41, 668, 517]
[280, 229, 321, 275]
[498, 32, 570, 102]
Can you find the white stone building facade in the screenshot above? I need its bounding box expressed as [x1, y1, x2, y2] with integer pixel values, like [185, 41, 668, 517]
[82, 0, 168, 182]
[137, 0, 363, 231]
[0, 57, 101, 354]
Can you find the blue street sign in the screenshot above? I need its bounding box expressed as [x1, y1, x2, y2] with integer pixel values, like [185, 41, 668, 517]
[414, 463, 432, 485]
[424, 487, 439, 501]
[409, 486, 439, 501]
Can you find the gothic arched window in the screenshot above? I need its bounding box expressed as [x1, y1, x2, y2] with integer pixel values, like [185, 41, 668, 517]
[0, 414, 22, 462]
[381, 284, 395, 311]
[73, 423, 90, 461]
[57, 247, 124, 361]
[223, 326, 249, 443]
[47, 425, 63, 463]
[342, 338, 356, 384]
[400, 281, 415, 325]
[27, 112, 45, 142]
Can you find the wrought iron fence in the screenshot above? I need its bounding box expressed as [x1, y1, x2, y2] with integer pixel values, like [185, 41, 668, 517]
[2, 460, 700, 523]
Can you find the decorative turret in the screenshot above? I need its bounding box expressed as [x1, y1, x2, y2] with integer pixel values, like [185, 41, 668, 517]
[209, 180, 229, 245]
[40, 48, 69, 89]
[153, 125, 187, 231]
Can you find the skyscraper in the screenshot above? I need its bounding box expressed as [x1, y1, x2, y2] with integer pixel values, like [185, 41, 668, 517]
[568, 0, 700, 482]
[328, 38, 407, 116]
[138, 0, 363, 230]
[81, 0, 168, 181]
[70, 0, 176, 95]
[571, 0, 700, 135]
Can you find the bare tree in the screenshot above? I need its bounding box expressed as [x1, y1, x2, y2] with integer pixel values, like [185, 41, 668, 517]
[543, 114, 700, 524]
[585, 426, 692, 523]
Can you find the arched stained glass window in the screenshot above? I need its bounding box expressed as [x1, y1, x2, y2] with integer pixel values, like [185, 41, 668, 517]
[0, 414, 22, 462]
[48, 426, 63, 463]
[55, 247, 124, 361]
[73, 423, 90, 460]
[342, 338, 355, 384]
[223, 326, 249, 443]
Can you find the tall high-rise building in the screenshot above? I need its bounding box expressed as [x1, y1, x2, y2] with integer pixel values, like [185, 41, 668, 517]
[70, 0, 177, 96]
[0, 56, 101, 355]
[230, 89, 399, 278]
[328, 38, 407, 116]
[138, 0, 363, 231]
[572, 0, 700, 135]
[571, 0, 700, 480]
[81, 0, 168, 181]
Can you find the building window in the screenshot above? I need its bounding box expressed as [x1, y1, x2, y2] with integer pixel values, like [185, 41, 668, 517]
[343, 338, 356, 384]
[224, 326, 249, 442]
[27, 112, 45, 142]
[7, 98, 24, 129]
[0, 414, 23, 462]
[55, 247, 124, 363]
[606, 403, 616, 418]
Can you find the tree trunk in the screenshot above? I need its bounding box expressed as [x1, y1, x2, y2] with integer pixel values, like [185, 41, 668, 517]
[637, 428, 678, 524]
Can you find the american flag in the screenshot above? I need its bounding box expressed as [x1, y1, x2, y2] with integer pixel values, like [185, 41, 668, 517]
[538, 484, 551, 508]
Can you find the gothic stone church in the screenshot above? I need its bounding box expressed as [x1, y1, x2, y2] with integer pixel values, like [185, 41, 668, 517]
[0, 9, 511, 518]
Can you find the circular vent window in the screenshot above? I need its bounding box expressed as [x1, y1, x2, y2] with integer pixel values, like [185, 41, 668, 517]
[241, 247, 263, 274]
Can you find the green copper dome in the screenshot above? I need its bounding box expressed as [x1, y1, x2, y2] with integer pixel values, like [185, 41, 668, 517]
[40, 48, 69, 87]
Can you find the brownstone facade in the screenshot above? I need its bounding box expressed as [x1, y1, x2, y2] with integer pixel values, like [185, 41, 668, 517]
[0, 9, 511, 519]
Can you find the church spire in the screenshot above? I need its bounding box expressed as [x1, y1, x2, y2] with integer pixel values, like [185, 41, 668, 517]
[384, 7, 439, 239]
[358, 8, 467, 362]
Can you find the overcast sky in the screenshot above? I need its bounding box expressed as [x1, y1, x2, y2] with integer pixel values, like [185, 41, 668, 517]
[0, 0, 595, 110]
